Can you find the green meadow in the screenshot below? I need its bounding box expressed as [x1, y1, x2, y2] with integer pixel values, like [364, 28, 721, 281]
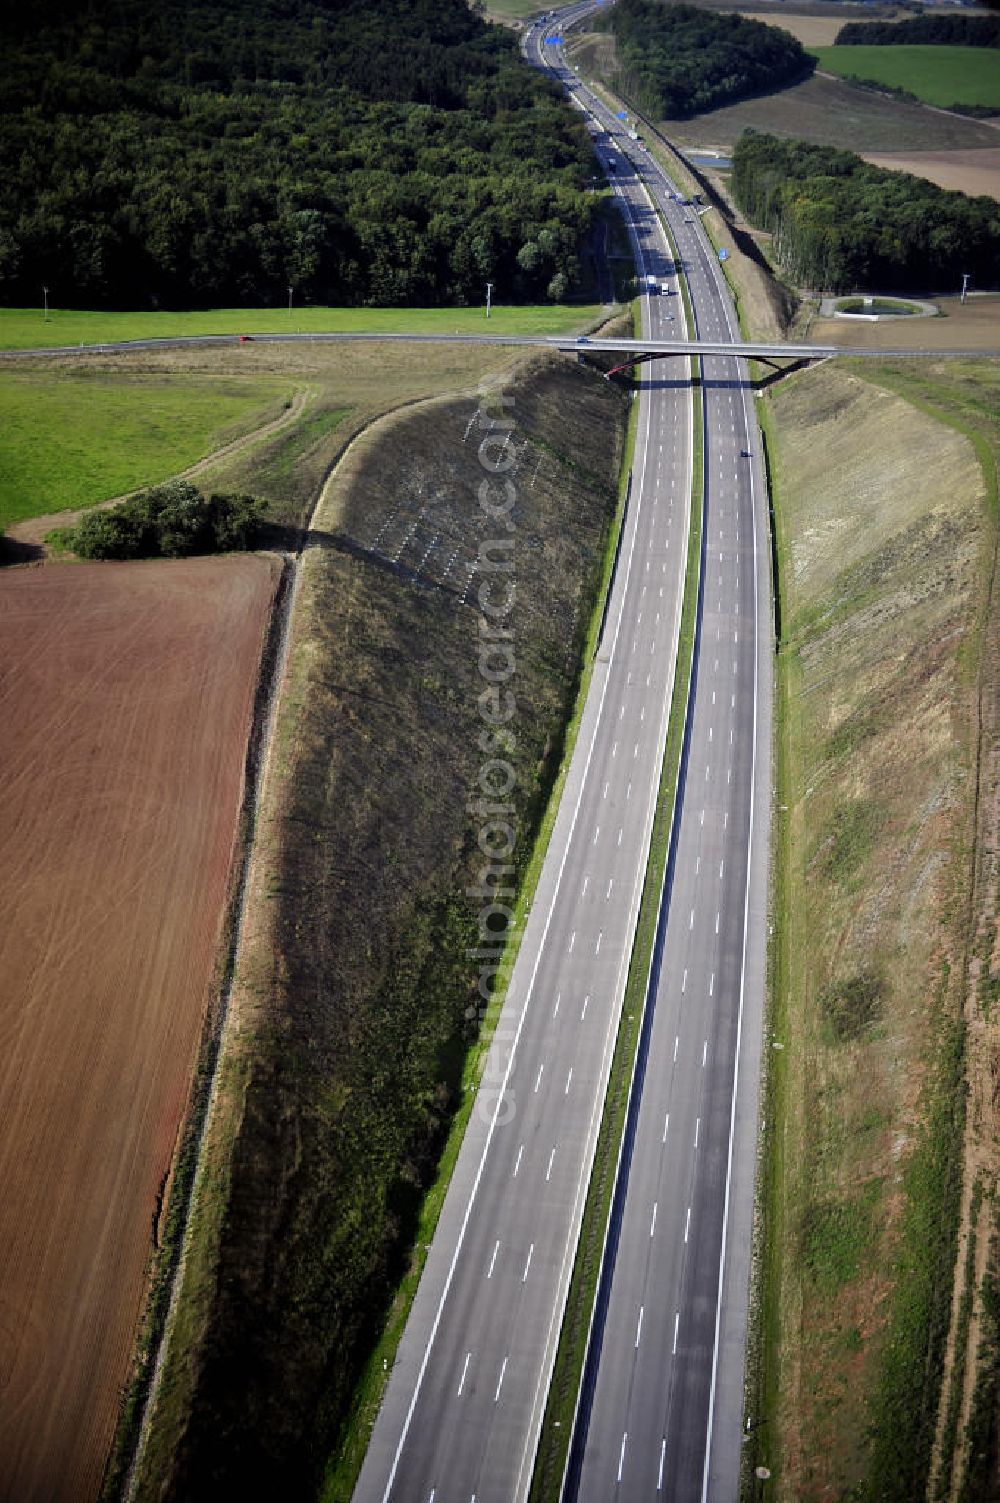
[811, 45, 1000, 112]
[0, 303, 600, 352]
[0, 372, 286, 527]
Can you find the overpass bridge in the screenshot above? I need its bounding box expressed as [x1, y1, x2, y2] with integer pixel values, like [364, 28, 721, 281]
[2, 329, 998, 362]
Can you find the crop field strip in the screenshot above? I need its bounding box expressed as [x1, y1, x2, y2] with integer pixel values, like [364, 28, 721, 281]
[810, 45, 1000, 112]
[0, 555, 281, 1503]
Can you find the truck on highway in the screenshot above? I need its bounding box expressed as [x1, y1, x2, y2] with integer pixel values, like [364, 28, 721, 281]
[646, 274, 658, 295]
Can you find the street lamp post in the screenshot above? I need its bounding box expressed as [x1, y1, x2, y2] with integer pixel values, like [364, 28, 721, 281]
[43, 285, 49, 322]
[288, 284, 293, 316]
[961, 272, 970, 304]
[486, 281, 494, 319]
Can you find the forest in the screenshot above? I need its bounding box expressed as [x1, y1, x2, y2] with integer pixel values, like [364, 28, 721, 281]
[0, 0, 598, 309]
[836, 13, 1000, 47]
[731, 132, 1000, 295]
[595, 0, 812, 120]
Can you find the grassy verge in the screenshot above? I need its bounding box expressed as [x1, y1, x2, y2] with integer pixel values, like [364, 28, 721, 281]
[0, 303, 602, 352]
[935, 1177, 984, 1497]
[961, 1222, 1000, 1500]
[743, 392, 787, 1501]
[529, 352, 702, 1499]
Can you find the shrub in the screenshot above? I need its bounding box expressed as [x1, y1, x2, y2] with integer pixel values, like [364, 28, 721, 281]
[820, 968, 885, 1042]
[68, 480, 266, 560]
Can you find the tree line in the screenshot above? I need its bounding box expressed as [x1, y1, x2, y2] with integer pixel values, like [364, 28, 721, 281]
[731, 131, 1000, 295]
[836, 13, 1000, 47]
[0, 0, 599, 309]
[596, 0, 812, 120]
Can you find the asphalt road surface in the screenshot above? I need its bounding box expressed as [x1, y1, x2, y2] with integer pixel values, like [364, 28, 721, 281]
[541, 14, 773, 1501]
[353, 27, 704, 1503]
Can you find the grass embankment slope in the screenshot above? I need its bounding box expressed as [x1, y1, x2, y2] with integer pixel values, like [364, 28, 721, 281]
[131, 346, 631, 1500]
[753, 357, 998, 1499]
[811, 45, 1000, 112]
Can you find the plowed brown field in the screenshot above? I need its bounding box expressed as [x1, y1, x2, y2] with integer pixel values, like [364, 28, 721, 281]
[0, 554, 281, 1503]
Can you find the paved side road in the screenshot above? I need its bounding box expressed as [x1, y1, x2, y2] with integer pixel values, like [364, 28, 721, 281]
[3, 331, 995, 359]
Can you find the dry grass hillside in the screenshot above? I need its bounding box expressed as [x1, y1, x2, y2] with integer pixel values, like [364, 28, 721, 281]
[132, 350, 631, 1501]
[755, 358, 998, 1499]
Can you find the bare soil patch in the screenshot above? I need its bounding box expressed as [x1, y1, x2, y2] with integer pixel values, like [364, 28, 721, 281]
[659, 71, 1000, 155]
[863, 146, 1000, 203]
[808, 293, 1000, 350]
[741, 11, 877, 46]
[0, 554, 280, 1503]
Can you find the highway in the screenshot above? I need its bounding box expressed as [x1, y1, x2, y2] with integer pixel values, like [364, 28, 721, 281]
[352, 2, 771, 1500]
[540, 15, 773, 1500]
[353, 18, 703, 1503]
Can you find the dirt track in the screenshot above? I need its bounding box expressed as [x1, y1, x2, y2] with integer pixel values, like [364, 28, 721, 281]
[0, 555, 280, 1503]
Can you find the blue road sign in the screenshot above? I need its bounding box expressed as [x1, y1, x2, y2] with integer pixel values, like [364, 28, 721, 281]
[615, 110, 627, 119]
[718, 247, 729, 261]
[546, 34, 563, 43]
